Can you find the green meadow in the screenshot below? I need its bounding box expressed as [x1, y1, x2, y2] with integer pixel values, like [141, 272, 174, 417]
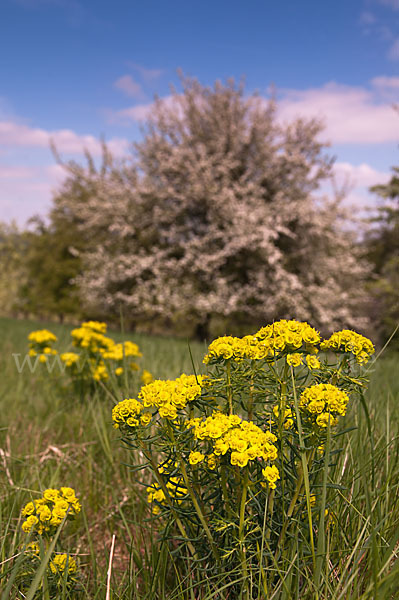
[1, 317, 399, 599]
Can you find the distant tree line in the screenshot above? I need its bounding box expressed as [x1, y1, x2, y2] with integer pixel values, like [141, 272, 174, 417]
[0, 74, 397, 346]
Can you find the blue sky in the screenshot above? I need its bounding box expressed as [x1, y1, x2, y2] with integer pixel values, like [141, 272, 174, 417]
[1, 0, 399, 225]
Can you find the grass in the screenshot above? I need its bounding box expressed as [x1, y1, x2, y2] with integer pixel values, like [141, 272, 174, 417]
[0, 316, 398, 599]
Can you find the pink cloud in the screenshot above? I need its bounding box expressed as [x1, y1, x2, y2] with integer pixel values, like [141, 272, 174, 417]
[127, 62, 164, 83]
[388, 39, 399, 60]
[110, 94, 184, 124]
[0, 166, 36, 179]
[0, 120, 129, 156]
[333, 162, 391, 189]
[278, 80, 399, 144]
[114, 75, 145, 99]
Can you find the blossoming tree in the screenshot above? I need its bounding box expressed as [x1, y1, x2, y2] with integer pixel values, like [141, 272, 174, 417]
[55, 75, 370, 338]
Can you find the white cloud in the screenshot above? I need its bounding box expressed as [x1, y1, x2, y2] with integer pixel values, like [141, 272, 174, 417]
[333, 162, 391, 189]
[114, 75, 145, 99]
[0, 120, 129, 156]
[278, 80, 399, 144]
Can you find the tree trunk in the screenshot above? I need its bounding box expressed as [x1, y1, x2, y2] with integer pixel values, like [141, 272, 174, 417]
[194, 314, 211, 342]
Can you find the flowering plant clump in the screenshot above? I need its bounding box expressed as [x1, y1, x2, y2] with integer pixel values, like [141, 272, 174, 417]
[17, 488, 82, 597]
[27, 320, 152, 398]
[20, 544, 80, 595]
[112, 318, 374, 597]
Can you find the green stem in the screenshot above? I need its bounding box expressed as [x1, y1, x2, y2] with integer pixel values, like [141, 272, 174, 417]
[275, 467, 304, 556]
[165, 423, 221, 565]
[331, 356, 347, 385]
[290, 367, 317, 577]
[179, 459, 221, 565]
[221, 464, 233, 518]
[239, 469, 249, 600]
[257, 490, 270, 599]
[138, 439, 198, 560]
[226, 359, 233, 415]
[247, 365, 254, 421]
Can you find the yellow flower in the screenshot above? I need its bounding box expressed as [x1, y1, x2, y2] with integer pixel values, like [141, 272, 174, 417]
[306, 355, 321, 370]
[286, 353, 303, 367]
[230, 451, 249, 467]
[316, 413, 338, 428]
[26, 542, 40, 555]
[207, 454, 218, 470]
[188, 451, 205, 465]
[262, 465, 280, 489]
[141, 369, 153, 385]
[43, 489, 61, 502]
[49, 553, 77, 575]
[21, 501, 36, 516]
[140, 412, 152, 426]
[22, 515, 39, 532]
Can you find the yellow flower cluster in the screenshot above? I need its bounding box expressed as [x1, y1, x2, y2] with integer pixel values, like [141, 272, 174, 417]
[255, 319, 321, 350]
[139, 374, 203, 420]
[189, 412, 279, 479]
[79, 320, 107, 333]
[60, 352, 79, 368]
[28, 329, 58, 360]
[69, 322, 146, 379]
[299, 384, 349, 428]
[203, 335, 277, 363]
[49, 553, 77, 575]
[21, 487, 81, 536]
[112, 398, 152, 429]
[91, 362, 109, 381]
[100, 340, 142, 375]
[101, 340, 142, 361]
[147, 461, 187, 514]
[71, 321, 114, 353]
[320, 329, 375, 364]
[203, 320, 321, 364]
[28, 329, 57, 345]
